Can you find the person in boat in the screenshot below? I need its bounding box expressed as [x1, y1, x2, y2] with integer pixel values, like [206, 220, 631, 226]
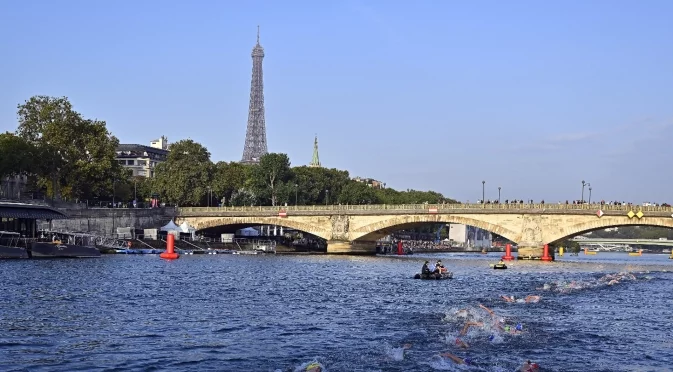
[497, 259, 505, 266]
[421, 261, 431, 275]
[434, 260, 445, 274]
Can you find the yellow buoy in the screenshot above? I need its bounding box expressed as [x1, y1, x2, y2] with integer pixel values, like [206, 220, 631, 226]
[559, 247, 564, 256]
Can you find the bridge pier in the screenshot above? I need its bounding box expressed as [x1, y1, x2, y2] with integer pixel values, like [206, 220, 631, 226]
[517, 246, 555, 261]
[327, 240, 377, 255]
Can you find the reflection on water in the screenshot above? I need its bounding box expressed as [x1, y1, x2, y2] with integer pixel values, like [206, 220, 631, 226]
[0, 252, 671, 371]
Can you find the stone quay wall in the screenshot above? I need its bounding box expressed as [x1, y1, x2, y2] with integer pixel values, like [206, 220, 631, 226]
[45, 207, 176, 236]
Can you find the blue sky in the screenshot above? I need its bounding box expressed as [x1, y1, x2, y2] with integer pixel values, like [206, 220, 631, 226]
[1, 0, 672, 204]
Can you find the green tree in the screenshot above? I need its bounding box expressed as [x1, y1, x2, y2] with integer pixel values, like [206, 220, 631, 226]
[153, 139, 212, 206]
[0, 132, 37, 178]
[251, 153, 292, 206]
[338, 180, 379, 204]
[131, 176, 154, 203]
[16, 96, 126, 200]
[211, 161, 249, 206]
[291, 166, 350, 205]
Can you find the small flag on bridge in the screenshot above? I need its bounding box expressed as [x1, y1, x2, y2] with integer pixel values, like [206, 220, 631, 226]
[428, 208, 438, 214]
[278, 211, 287, 217]
[596, 210, 604, 218]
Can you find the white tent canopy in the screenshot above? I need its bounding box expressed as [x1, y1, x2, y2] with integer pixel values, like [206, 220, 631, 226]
[160, 220, 181, 232]
[180, 221, 196, 233]
[237, 227, 259, 237]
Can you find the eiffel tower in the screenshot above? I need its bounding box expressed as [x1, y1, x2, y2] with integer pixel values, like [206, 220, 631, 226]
[241, 26, 268, 164]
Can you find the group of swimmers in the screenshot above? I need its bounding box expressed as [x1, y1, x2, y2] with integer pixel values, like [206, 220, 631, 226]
[434, 303, 539, 369]
[539, 271, 638, 293]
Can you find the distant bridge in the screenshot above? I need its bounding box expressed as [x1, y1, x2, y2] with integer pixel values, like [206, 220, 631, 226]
[572, 237, 673, 246]
[175, 203, 673, 256]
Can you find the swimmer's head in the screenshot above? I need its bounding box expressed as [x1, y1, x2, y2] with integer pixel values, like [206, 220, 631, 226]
[516, 323, 523, 331]
[306, 362, 321, 372]
[464, 357, 472, 365]
[425, 261, 429, 264]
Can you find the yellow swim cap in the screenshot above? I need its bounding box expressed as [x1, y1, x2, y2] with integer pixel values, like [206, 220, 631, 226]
[306, 362, 321, 371]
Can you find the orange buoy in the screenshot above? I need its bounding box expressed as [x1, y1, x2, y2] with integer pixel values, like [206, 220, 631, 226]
[502, 243, 514, 261]
[160, 233, 179, 259]
[541, 244, 553, 261]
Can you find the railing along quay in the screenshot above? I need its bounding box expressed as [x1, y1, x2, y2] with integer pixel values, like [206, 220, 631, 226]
[178, 203, 673, 213]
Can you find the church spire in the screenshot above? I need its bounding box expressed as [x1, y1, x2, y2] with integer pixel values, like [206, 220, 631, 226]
[309, 135, 321, 168]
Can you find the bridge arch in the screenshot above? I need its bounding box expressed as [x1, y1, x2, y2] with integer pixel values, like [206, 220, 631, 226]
[350, 214, 520, 243]
[545, 217, 673, 244]
[178, 216, 332, 240]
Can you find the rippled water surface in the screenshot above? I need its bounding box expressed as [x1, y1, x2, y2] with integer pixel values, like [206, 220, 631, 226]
[1, 252, 672, 371]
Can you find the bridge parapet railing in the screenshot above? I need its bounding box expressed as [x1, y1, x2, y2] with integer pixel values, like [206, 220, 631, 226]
[178, 203, 673, 213]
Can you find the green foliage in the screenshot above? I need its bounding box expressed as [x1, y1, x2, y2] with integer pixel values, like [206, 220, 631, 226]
[292, 166, 350, 205]
[0, 132, 37, 178]
[15, 95, 126, 200]
[338, 181, 378, 204]
[586, 226, 673, 240]
[549, 239, 580, 254]
[250, 153, 292, 206]
[211, 161, 250, 206]
[374, 188, 456, 204]
[153, 139, 212, 206]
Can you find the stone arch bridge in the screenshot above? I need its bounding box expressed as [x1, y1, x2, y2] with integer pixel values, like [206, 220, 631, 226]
[175, 203, 673, 257]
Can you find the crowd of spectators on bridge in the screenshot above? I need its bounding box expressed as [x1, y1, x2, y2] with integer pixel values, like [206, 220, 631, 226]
[476, 199, 670, 207]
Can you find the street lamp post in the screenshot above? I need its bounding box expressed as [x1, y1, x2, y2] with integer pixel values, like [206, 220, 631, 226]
[482, 181, 485, 204]
[498, 187, 501, 203]
[326, 189, 329, 205]
[134, 178, 137, 203]
[581, 180, 586, 203]
[112, 178, 116, 207]
[588, 186, 592, 204]
[295, 184, 298, 206]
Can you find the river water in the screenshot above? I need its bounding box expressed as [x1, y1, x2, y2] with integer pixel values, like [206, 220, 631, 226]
[1, 252, 672, 371]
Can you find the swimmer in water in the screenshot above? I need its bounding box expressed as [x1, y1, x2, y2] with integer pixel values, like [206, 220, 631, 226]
[525, 295, 540, 303]
[479, 304, 496, 317]
[459, 321, 484, 336]
[454, 337, 470, 349]
[502, 295, 516, 302]
[305, 362, 322, 372]
[519, 360, 540, 371]
[439, 352, 473, 365]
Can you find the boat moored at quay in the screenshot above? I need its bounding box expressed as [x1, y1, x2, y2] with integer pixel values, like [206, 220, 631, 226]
[0, 201, 100, 259]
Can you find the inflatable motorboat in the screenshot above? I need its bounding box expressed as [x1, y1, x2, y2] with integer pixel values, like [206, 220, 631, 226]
[493, 263, 507, 270]
[414, 272, 454, 280]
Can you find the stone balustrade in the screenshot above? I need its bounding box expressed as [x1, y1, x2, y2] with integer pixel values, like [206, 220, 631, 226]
[178, 203, 672, 214]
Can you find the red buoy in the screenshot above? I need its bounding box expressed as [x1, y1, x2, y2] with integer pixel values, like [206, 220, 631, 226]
[541, 244, 553, 262]
[160, 233, 179, 260]
[502, 243, 514, 261]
